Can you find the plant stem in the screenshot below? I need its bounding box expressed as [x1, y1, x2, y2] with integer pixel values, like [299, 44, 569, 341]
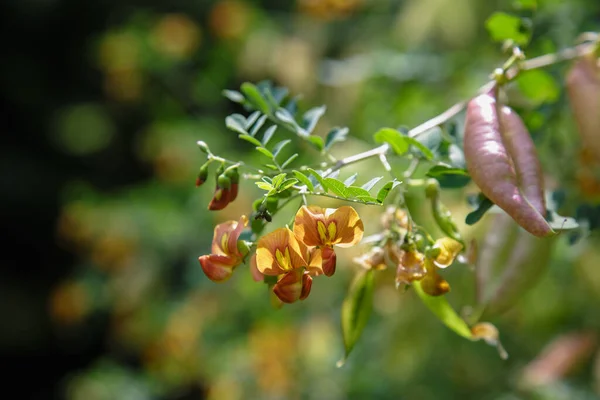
[321, 41, 594, 178]
[305, 192, 381, 206]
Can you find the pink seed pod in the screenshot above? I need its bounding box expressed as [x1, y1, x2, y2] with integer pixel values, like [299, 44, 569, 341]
[566, 51, 600, 159]
[463, 88, 554, 237]
[499, 106, 546, 217]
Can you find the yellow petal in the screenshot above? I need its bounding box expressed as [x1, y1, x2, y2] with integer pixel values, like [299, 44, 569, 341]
[433, 237, 463, 268]
[227, 215, 248, 257]
[293, 205, 326, 247]
[328, 206, 364, 247]
[420, 260, 450, 296]
[256, 228, 309, 275]
[211, 220, 237, 255]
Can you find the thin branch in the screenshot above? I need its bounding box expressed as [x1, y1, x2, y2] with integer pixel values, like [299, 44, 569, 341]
[319, 41, 596, 179]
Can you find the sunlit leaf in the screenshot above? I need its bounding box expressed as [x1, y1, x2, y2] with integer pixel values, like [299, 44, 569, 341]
[272, 139, 292, 157]
[516, 70, 559, 106]
[302, 105, 326, 136]
[344, 173, 358, 187]
[293, 171, 315, 191]
[241, 82, 271, 114]
[256, 182, 273, 191]
[256, 147, 275, 159]
[250, 114, 269, 136]
[405, 136, 435, 160]
[338, 269, 375, 367]
[226, 114, 248, 134]
[222, 89, 246, 104]
[271, 173, 287, 188]
[325, 127, 349, 151]
[362, 177, 383, 192]
[262, 125, 277, 145]
[376, 180, 401, 203]
[306, 168, 329, 191]
[324, 178, 348, 197]
[374, 128, 409, 155]
[281, 153, 299, 169]
[307, 136, 324, 151]
[355, 195, 379, 203]
[278, 178, 299, 192]
[238, 134, 262, 146]
[346, 186, 372, 198]
[485, 12, 531, 46]
[245, 111, 261, 130]
[412, 281, 472, 339]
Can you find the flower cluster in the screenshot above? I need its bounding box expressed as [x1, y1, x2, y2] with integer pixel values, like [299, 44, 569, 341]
[353, 206, 463, 296]
[199, 205, 364, 304]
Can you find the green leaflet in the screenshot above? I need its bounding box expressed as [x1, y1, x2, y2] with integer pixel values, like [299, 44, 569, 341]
[412, 281, 472, 339]
[241, 82, 271, 114]
[338, 269, 375, 367]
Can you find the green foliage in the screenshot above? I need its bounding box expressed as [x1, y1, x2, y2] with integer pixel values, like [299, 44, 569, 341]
[485, 12, 532, 46]
[339, 269, 375, 367]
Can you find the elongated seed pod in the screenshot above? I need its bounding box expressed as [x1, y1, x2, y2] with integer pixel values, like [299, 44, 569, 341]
[463, 89, 553, 237]
[499, 106, 546, 216]
[566, 52, 600, 158]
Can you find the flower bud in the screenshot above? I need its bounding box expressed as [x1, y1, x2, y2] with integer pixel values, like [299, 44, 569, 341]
[225, 167, 239, 201]
[196, 140, 210, 154]
[195, 163, 210, 187]
[217, 174, 231, 190]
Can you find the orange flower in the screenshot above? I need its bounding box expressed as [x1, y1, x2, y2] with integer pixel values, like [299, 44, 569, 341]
[395, 249, 427, 287]
[420, 259, 450, 296]
[199, 215, 248, 282]
[256, 227, 323, 303]
[293, 205, 364, 276]
[431, 237, 463, 268]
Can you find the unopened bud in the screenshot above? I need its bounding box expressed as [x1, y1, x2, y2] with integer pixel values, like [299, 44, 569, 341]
[196, 163, 210, 187]
[217, 174, 231, 190]
[197, 141, 210, 154]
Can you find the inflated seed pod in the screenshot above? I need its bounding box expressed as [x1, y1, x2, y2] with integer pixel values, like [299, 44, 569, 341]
[566, 51, 600, 158]
[499, 106, 546, 216]
[463, 88, 553, 237]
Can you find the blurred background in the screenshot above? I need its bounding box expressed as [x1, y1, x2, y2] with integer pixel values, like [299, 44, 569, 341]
[2, 0, 600, 399]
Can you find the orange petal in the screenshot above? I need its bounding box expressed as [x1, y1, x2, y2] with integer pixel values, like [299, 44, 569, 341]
[300, 273, 313, 300]
[307, 247, 324, 276]
[273, 269, 305, 303]
[328, 206, 364, 247]
[249, 253, 264, 282]
[199, 254, 239, 282]
[321, 246, 337, 277]
[212, 220, 237, 255]
[227, 215, 248, 257]
[256, 228, 308, 275]
[420, 260, 450, 296]
[432, 237, 463, 269]
[208, 187, 231, 210]
[293, 205, 326, 247]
